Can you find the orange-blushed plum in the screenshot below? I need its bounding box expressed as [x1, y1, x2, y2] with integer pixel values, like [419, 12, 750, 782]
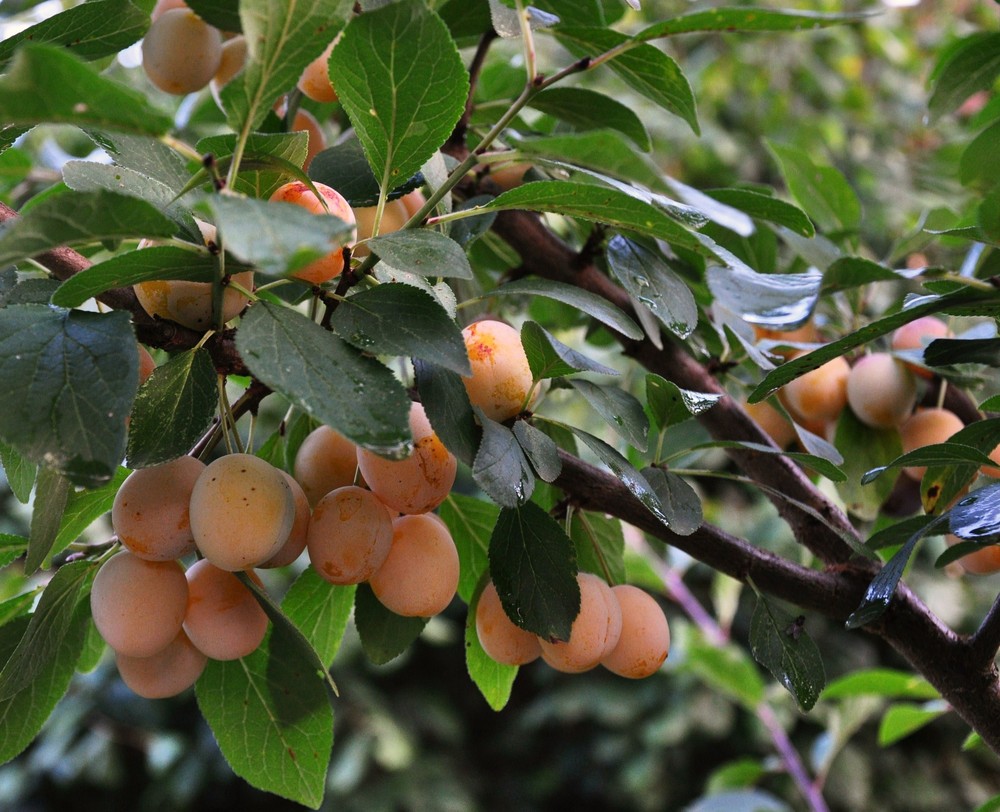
[892, 316, 951, 378]
[297, 36, 339, 103]
[350, 198, 409, 258]
[209, 35, 247, 103]
[899, 408, 964, 480]
[134, 271, 254, 331]
[400, 189, 427, 219]
[90, 551, 188, 658]
[780, 351, 849, 424]
[268, 181, 356, 284]
[538, 572, 623, 674]
[150, 0, 188, 20]
[369, 514, 460, 617]
[183, 560, 268, 660]
[189, 454, 295, 570]
[141, 9, 222, 95]
[356, 401, 456, 515]
[946, 534, 1000, 575]
[601, 585, 670, 679]
[490, 160, 531, 190]
[476, 581, 541, 666]
[112, 456, 205, 561]
[981, 444, 1000, 479]
[293, 425, 359, 506]
[306, 485, 393, 585]
[461, 319, 536, 422]
[744, 399, 796, 449]
[116, 629, 207, 698]
[847, 352, 917, 429]
[259, 473, 311, 568]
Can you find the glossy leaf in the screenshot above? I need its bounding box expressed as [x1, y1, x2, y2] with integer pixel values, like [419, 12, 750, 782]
[521, 321, 619, 379]
[413, 359, 479, 467]
[353, 583, 427, 665]
[749, 594, 825, 711]
[705, 188, 814, 237]
[948, 483, 1000, 542]
[645, 374, 722, 430]
[512, 420, 562, 483]
[862, 442, 994, 485]
[707, 264, 820, 331]
[569, 379, 648, 451]
[472, 412, 534, 509]
[641, 467, 702, 536]
[822, 668, 939, 700]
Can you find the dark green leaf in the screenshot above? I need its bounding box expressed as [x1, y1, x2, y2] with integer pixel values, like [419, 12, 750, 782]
[330, 284, 470, 375]
[822, 257, 901, 293]
[606, 236, 698, 338]
[0, 44, 172, 135]
[353, 582, 427, 665]
[367, 230, 473, 279]
[705, 188, 814, 237]
[529, 87, 651, 150]
[330, 3, 467, 189]
[308, 138, 424, 208]
[197, 132, 309, 198]
[570, 379, 648, 451]
[237, 301, 411, 457]
[645, 374, 722, 430]
[641, 467, 702, 536]
[515, 131, 665, 190]
[862, 442, 994, 485]
[186, 0, 242, 33]
[413, 359, 479, 467]
[489, 502, 579, 641]
[472, 412, 534, 509]
[636, 8, 872, 39]
[928, 33, 1000, 120]
[960, 120, 1000, 187]
[866, 516, 940, 551]
[51, 467, 129, 560]
[0, 306, 136, 486]
[767, 142, 860, 233]
[26, 468, 70, 575]
[0, 441, 35, 504]
[521, 321, 619, 379]
[831, 408, 902, 521]
[749, 594, 825, 711]
[570, 511, 625, 585]
[440, 493, 499, 604]
[126, 349, 218, 469]
[919, 419, 1000, 514]
[512, 420, 562, 483]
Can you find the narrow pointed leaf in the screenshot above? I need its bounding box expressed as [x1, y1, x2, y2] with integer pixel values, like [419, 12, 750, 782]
[529, 87, 651, 150]
[440, 493, 499, 605]
[767, 141, 861, 233]
[465, 586, 518, 710]
[705, 188, 814, 237]
[645, 374, 722, 430]
[641, 467, 702, 536]
[570, 511, 625, 585]
[0, 441, 35, 504]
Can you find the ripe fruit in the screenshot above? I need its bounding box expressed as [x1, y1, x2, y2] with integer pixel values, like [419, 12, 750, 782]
[268, 181, 356, 284]
[91, 551, 188, 658]
[150, 0, 188, 20]
[369, 514, 460, 617]
[946, 534, 1000, 575]
[490, 161, 531, 190]
[982, 445, 1000, 479]
[356, 401, 457, 515]
[293, 425, 359, 506]
[134, 272, 253, 331]
[601, 585, 670, 679]
[112, 456, 205, 561]
[116, 629, 207, 698]
[780, 352, 849, 424]
[461, 320, 536, 422]
[260, 473, 311, 568]
[189, 454, 295, 570]
[892, 316, 950, 378]
[538, 572, 623, 674]
[137, 344, 157, 385]
[899, 408, 964, 480]
[290, 109, 326, 170]
[141, 9, 223, 96]
[350, 198, 409, 258]
[744, 399, 795, 449]
[297, 36, 339, 103]
[183, 559, 269, 660]
[209, 34, 247, 103]
[847, 352, 917, 429]
[307, 486, 393, 584]
[400, 189, 427, 219]
[475, 581, 541, 666]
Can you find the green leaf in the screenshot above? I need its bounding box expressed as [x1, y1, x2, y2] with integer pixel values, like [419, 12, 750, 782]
[512, 420, 562, 483]
[203, 195, 354, 277]
[126, 348, 218, 469]
[330, 3, 467, 190]
[330, 283, 471, 375]
[862, 442, 994, 485]
[221, 0, 351, 132]
[0, 0, 148, 71]
[86, 131, 191, 193]
[767, 142, 861, 234]
[515, 131, 666, 191]
[489, 502, 579, 641]
[749, 594, 825, 711]
[197, 132, 309, 199]
[485, 181, 703, 252]
[0, 588, 40, 629]
[26, 469, 70, 575]
[821, 257, 900, 293]
[645, 374, 722, 430]
[690, 440, 845, 482]
[520, 321, 618, 380]
[0, 441, 36, 504]
[928, 33, 1000, 120]
[440, 493, 499, 604]
[280, 570, 355, 667]
[413, 359, 478, 468]
[237, 301, 411, 457]
[51, 467, 129, 560]
[195, 632, 333, 809]
[569, 379, 648, 451]
[0, 306, 137, 487]
[367, 230, 473, 279]
[685, 635, 765, 710]
[353, 582, 427, 665]
[920, 420, 1000, 514]
[0, 44, 172, 135]
[822, 668, 939, 701]
[833, 408, 902, 521]
[0, 537, 27, 571]
[709, 262, 821, 332]
[186, 0, 242, 34]
[641, 467, 702, 536]
[552, 27, 698, 134]
[878, 701, 949, 746]
[570, 511, 625, 585]
[0, 189, 177, 268]
[637, 8, 872, 39]
[606, 236, 698, 338]
[472, 412, 535, 509]
[960, 119, 1000, 187]
[979, 189, 1000, 245]
[0, 560, 95, 701]
[705, 188, 814, 237]
[465, 587, 518, 711]
[528, 87, 651, 150]
[487, 278, 642, 340]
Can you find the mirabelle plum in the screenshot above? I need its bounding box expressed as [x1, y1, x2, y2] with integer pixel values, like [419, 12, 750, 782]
[134, 271, 254, 332]
[112, 456, 205, 561]
[183, 559, 269, 660]
[847, 352, 917, 429]
[268, 181, 356, 284]
[141, 9, 223, 96]
[350, 198, 409, 258]
[899, 408, 964, 480]
[981, 445, 1000, 479]
[293, 425, 359, 506]
[91, 551, 188, 658]
[892, 316, 950, 378]
[189, 454, 295, 570]
[400, 189, 426, 219]
[297, 36, 339, 103]
[137, 344, 156, 385]
[150, 0, 188, 22]
[461, 320, 536, 422]
[356, 401, 456, 515]
[475, 581, 541, 666]
[209, 35, 247, 103]
[306, 485, 393, 584]
[744, 399, 795, 449]
[116, 629, 207, 698]
[780, 352, 849, 424]
[260, 473, 311, 568]
[490, 161, 531, 190]
[946, 534, 1000, 575]
[601, 585, 670, 679]
[369, 514, 460, 617]
[539, 572, 622, 673]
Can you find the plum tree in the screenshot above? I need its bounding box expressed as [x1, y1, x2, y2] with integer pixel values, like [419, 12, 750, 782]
[538, 572, 622, 674]
[846, 352, 918, 429]
[189, 454, 295, 570]
[461, 319, 536, 422]
[268, 181, 356, 283]
[141, 8, 223, 96]
[182, 559, 269, 660]
[601, 585, 671, 679]
[306, 485, 393, 585]
[475, 580, 541, 666]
